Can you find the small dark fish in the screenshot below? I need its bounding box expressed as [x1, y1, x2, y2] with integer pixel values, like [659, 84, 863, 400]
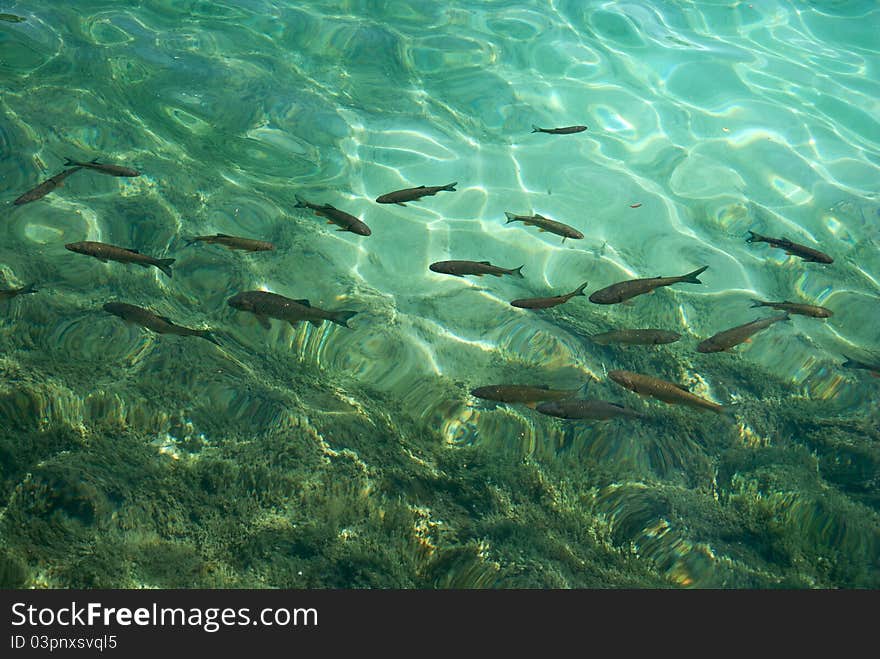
[295, 195, 371, 236]
[375, 182, 457, 206]
[609, 370, 726, 414]
[228, 290, 356, 329]
[746, 230, 833, 264]
[536, 399, 646, 420]
[589, 266, 708, 304]
[13, 167, 83, 205]
[186, 234, 275, 252]
[65, 241, 175, 277]
[430, 260, 524, 278]
[697, 313, 790, 353]
[750, 299, 832, 318]
[511, 281, 588, 309]
[630, 203, 642, 209]
[64, 157, 140, 177]
[504, 212, 584, 243]
[531, 125, 588, 134]
[0, 283, 37, 301]
[591, 329, 681, 345]
[103, 302, 219, 345]
[0, 13, 26, 22]
[842, 356, 880, 377]
[470, 384, 581, 408]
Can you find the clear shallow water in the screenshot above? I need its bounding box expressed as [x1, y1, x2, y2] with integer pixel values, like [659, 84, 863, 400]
[0, 1, 878, 588]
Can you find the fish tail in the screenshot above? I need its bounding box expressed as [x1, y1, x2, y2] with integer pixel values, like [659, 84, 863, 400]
[746, 230, 766, 243]
[330, 309, 357, 328]
[198, 330, 221, 346]
[749, 298, 767, 308]
[443, 182, 457, 192]
[294, 194, 309, 208]
[842, 355, 856, 368]
[511, 265, 525, 278]
[504, 212, 519, 224]
[155, 258, 175, 278]
[531, 125, 542, 133]
[183, 236, 199, 247]
[681, 265, 708, 284]
[572, 281, 589, 296]
[63, 157, 79, 167]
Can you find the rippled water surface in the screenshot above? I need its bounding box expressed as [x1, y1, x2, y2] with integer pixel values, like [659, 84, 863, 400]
[1, 1, 878, 588]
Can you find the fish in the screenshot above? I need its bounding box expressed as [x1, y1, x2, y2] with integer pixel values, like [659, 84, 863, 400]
[429, 260, 524, 278]
[589, 266, 708, 304]
[185, 234, 275, 252]
[65, 241, 175, 277]
[470, 384, 581, 408]
[227, 290, 357, 329]
[375, 182, 457, 206]
[504, 212, 584, 243]
[531, 125, 588, 134]
[535, 399, 646, 420]
[0, 283, 37, 301]
[294, 195, 371, 236]
[590, 329, 681, 345]
[696, 313, 790, 353]
[750, 299, 832, 318]
[510, 282, 588, 309]
[842, 356, 880, 377]
[608, 370, 725, 414]
[103, 302, 219, 345]
[746, 230, 833, 264]
[13, 167, 83, 205]
[0, 13, 26, 22]
[64, 157, 140, 177]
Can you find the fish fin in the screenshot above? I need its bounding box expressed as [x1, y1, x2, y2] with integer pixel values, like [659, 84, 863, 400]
[216, 233, 231, 238]
[561, 237, 566, 244]
[504, 212, 517, 223]
[512, 265, 525, 279]
[155, 258, 175, 278]
[255, 314, 271, 329]
[294, 194, 308, 208]
[135, 262, 150, 268]
[89, 158, 100, 164]
[681, 265, 708, 284]
[538, 228, 546, 232]
[524, 401, 538, 409]
[743, 338, 752, 343]
[19, 283, 38, 295]
[572, 281, 589, 296]
[158, 315, 175, 324]
[750, 299, 766, 308]
[746, 230, 763, 243]
[293, 299, 311, 307]
[63, 157, 79, 167]
[183, 236, 200, 246]
[308, 319, 322, 327]
[673, 383, 690, 391]
[94, 257, 109, 263]
[442, 182, 457, 192]
[198, 331, 221, 346]
[322, 203, 337, 210]
[396, 202, 407, 207]
[330, 310, 357, 328]
[531, 125, 542, 133]
[124, 248, 141, 254]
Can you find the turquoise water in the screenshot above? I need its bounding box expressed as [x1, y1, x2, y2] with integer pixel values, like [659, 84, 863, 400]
[1, 1, 878, 588]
